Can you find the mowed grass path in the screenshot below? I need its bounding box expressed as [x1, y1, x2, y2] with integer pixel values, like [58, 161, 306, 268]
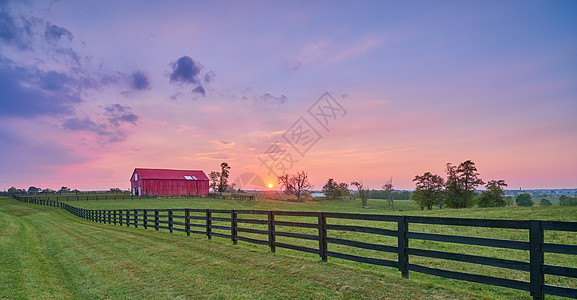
[1, 197, 489, 300]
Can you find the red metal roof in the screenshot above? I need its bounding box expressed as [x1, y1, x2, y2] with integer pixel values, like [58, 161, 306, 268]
[132, 168, 209, 181]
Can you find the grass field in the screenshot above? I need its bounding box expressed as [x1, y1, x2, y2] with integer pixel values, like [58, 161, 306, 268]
[3, 195, 577, 299]
[2, 196, 491, 299]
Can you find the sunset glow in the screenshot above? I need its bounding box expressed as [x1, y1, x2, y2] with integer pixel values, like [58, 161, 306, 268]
[0, 1, 576, 191]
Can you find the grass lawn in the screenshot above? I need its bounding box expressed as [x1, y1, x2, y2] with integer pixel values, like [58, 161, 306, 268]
[4, 195, 577, 299]
[1, 196, 494, 299]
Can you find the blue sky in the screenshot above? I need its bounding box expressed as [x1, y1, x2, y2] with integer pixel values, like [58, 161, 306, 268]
[0, 0, 576, 190]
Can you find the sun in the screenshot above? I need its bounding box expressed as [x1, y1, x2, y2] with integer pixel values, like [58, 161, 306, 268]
[267, 183, 273, 189]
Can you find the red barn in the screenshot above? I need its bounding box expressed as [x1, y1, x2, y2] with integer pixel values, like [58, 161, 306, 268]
[130, 168, 210, 196]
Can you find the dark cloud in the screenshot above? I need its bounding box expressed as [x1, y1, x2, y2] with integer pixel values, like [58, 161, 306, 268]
[131, 71, 150, 90]
[62, 117, 109, 135]
[258, 93, 288, 105]
[62, 104, 138, 143]
[0, 64, 82, 117]
[44, 23, 73, 43]
[0, 8, 32, 49]
[170, 56, 202, 85]
[192, 85, 205, 96]
[168, 56, 215, 99]
[203, 71, 215, 83]
[104, 104, 139, 127]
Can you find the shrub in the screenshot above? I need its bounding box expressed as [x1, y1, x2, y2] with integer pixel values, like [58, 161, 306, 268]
[515, 193, 534, 207]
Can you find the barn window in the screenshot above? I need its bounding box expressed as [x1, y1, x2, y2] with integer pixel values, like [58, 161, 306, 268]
[192, 176, 197, 180]
[134, 173, 138, 181]
[184, 176, 193, 180]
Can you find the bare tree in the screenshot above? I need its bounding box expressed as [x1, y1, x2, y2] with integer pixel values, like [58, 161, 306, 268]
[351, 181, 369, 208]
[382, 177, 394, 210]
[277, 171, 312, 202]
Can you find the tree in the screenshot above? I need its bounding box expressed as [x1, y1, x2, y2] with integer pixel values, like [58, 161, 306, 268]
[350, 181, 369, 208]
[411, 172, 445, 210]
[277, 171, 312, 202]
[539, 198, 553, 207]
[477, 180, 508, 207]
[109, 188, 122, 193]
[209, 171, 220, 193]
[218, 162, 231, 193]
[444, 160, 484, 208]
[382, 177, 394, 210]
[559, 195, 577, 206]
[338, 182, 351, 200]
[515, 193, 534, 207]
[322, 178, 339, 199]
[322, 179, 350, 200]
[28, 186, 40, 193]
[59, 186, 71, 193]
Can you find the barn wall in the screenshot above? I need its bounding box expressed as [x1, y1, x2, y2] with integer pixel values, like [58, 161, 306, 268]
[141, 179, 209, 196]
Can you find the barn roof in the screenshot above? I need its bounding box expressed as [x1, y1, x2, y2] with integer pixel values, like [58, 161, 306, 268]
[132, 168, 209, 181]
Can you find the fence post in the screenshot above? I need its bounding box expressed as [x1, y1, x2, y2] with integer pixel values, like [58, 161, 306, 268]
[168, 210, 173, 233]
[268, 211, 276, 253]
[143, 210, 148, 229]
[134, 209, 139, 228]
[530, 220, 544, 300]
[185, 209, 190, 236]
[231, 210, 238, 245]
[398, 216, 409, 278]
[318, 212, 328, 262]
[206, 209, 212, 240]
[154, 209, 159, 231]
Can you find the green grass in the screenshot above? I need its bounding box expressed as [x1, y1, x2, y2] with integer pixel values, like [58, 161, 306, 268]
[2, 196, 487, 299]
[5, 195, 577, 299]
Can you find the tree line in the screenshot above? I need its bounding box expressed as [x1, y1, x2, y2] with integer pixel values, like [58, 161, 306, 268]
[410, 160, 509, 210]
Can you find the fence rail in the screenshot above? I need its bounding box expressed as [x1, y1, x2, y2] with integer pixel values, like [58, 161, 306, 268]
[7, 194, 577, 300]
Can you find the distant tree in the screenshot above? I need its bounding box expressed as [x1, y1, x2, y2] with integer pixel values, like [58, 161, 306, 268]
[382, 177, 394, 210]
[338, 182, 351, 200]
[515, 193, 534, 207]
[322, 178, 339, 199]
[28, 186, 40, 193]
[411, 172, 445, 210]
[59, 186, 71, 193]
[559, 195, 577, 206]
[350, 181, 369, 208]
[322, 179, 350, 200]
[43, 188, 55, 193]
[559, 195, 569, 206]
[109, 188, 122, 193]
[209, 171, 220, 193]
[278, 171, 312, 202]
[218, 162, 231, 193]
[539, 198, 553, 207]
[505, 196, 514, 206]
[226, 182, 237, 193]
[444, 160, 485, 208]
[8, 187, 19, 194]
[477, 180, 508, 207]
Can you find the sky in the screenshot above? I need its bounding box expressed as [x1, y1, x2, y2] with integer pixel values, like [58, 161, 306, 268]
[0, 0, 576, 191]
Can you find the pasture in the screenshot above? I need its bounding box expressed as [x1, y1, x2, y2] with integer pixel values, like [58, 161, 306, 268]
[3, 195, 576, 299]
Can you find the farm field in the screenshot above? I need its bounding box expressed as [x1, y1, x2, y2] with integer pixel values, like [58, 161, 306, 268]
[3, 195, 577, 299]
[2, 196, 486, 300]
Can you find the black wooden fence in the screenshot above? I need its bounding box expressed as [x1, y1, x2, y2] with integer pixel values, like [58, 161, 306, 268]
[8, 195, 577, 300]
